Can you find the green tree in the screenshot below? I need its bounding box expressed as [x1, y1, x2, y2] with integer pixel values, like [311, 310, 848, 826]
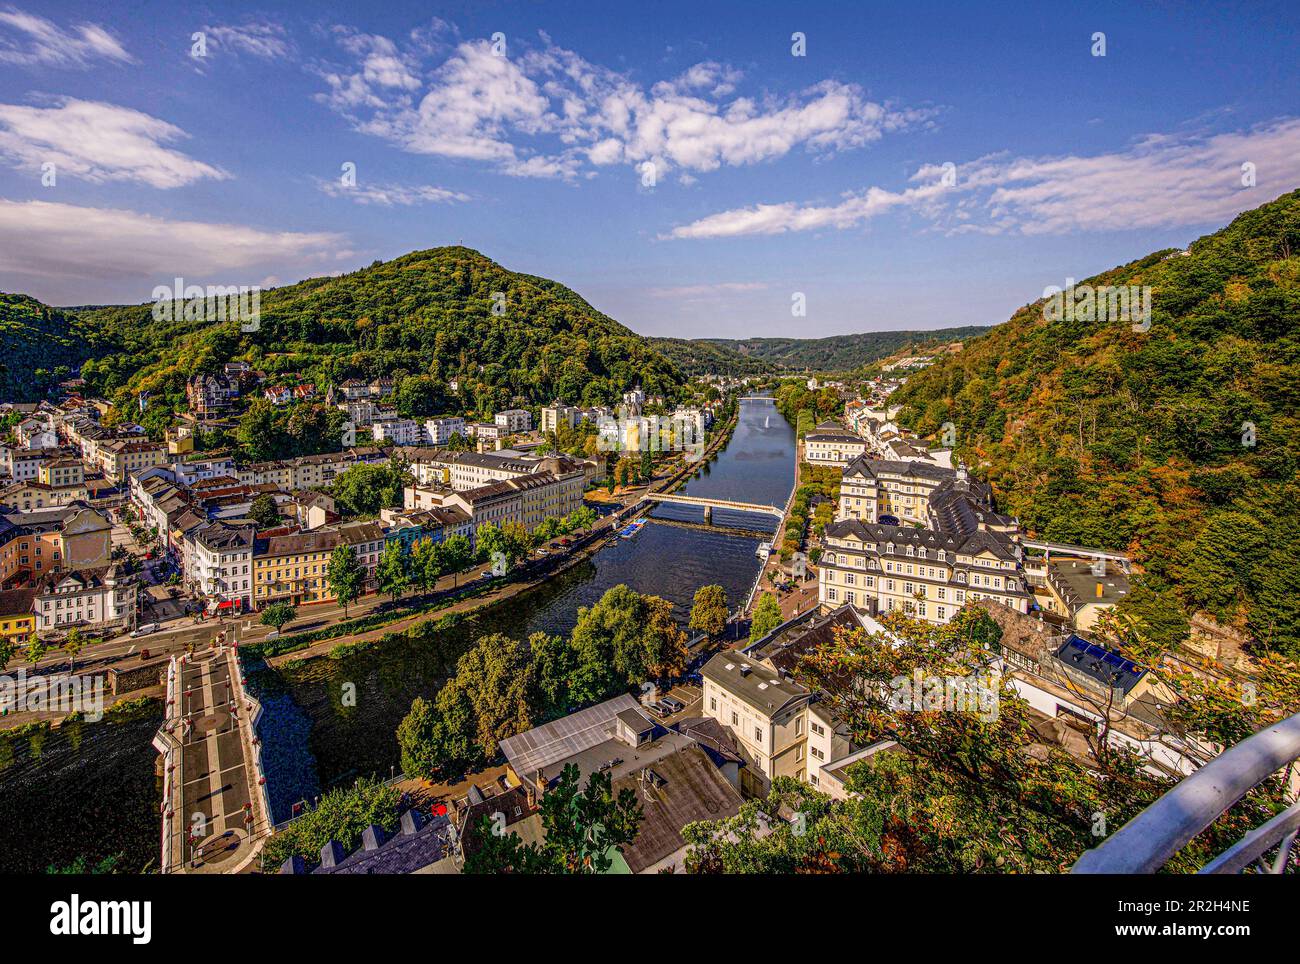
[749, 592, 784, 642]
[689, 584, 728, 638]
[463, 764, 642, 874]
[565, 505, 597, 533]
[689, 605, 1295, 874]
[475, 522, 507, 569]
[259, 602, 297, 635]
[410, 539, 442, 594]
[454, 633, 539, 757]
[25, 637, 49, 665]
[500, 520, 532, 566]
[569, 586, 689, 704]
[376, 540, 409, 604]
[439, 534, 473, 587]
[326, 544, 363, 617]
[0, 636, 16, 672]
[248, 493, 280, 530]
[397, 680, 478, 783]
[63, 628, 86, 671]
[331, 462, 411, 518]
[529, 631, 574, 719]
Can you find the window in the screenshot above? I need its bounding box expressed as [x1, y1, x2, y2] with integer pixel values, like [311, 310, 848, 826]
[731, 711, 738, 726]
[710, 697, 717, 711]
[754, 726, 762, 743]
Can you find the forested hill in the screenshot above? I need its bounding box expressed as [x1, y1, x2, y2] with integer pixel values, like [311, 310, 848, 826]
[891, 189, 1300, 655]
[652, 326, 989, 374]
[59, 246, 684, 418]
[0, 294, 103, 401]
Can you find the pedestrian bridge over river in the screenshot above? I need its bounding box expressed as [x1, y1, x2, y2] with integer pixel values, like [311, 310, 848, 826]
[644, 492, 784, 522]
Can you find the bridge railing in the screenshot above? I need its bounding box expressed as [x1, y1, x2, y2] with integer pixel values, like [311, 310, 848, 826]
[1071, 711, 1300, 874]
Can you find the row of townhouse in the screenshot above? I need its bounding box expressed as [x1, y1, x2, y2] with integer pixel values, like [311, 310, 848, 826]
[394, 448, 584, 492]
[403, 466, 585, 536]
[235, 447, 388, 489]
[252, 521, 385, 608]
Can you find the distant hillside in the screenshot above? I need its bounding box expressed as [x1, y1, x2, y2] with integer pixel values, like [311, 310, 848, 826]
[0, 294, 101, 401]
[892, 189, 1300, 655]
[652, 326, 989, 374]
[57, 247, 685, 420]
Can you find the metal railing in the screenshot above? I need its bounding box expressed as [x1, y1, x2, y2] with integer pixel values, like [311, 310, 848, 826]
[1072, 711, 1300, 874]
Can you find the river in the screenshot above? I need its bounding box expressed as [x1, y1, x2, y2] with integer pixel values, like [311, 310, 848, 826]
[257, 397, 796, 812]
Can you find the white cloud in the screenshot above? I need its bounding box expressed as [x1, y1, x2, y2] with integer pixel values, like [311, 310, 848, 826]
[0, 7, 132, 67]
[0, 199, 345, 289]
[0, 97, 227, 188]
[666, 183, 949, 240]
[667, 117, 1300, 239]
[202, 22, 292, 60]
[963, 117, 1300, 234]
[315, 177, 468, 206]
[315, 29, 925, 180]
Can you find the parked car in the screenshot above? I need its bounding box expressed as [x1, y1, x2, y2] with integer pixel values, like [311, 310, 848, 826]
[645, 701, 672, 718]
[130, 623, 159, 638]
[660, 695, 686, 714]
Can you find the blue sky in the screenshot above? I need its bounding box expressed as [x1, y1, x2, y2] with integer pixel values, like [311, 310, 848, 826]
[0, 1, 1297, 337]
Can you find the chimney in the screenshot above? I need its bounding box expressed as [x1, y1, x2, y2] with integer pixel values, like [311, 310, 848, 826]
[279, 855, 306, 874]
[361, 824, 387, 851]
[319, 840, 347, 868]
[400, 809, 424, 836]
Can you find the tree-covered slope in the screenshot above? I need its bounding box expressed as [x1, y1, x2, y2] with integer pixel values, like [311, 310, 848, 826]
[69, 246, 685, 419]
[0, 294, 100, 401]
[892, 189, 1300, 653]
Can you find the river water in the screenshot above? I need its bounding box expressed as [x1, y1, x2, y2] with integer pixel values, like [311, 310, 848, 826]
[259, 397, 796, 810]
[0, 398, 796, 864]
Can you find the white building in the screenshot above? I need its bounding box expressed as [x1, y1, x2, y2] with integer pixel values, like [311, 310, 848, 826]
[701, 604, 892, 797]
[423, 416, 467, 446]
[186, 521, 255, 612]
[804, 424, 870, 467]
[494, 409, 532, 434]
[371, 418, 426, 446]
[35, 565, 137, 636]
[541, 402, 579, 434]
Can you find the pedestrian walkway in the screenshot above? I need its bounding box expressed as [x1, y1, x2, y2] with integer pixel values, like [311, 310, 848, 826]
[154, 640, 272, 873]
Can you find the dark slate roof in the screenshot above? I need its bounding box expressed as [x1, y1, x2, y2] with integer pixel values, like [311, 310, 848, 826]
[843, 456, 953, 483]
[308, 808, 454, 874]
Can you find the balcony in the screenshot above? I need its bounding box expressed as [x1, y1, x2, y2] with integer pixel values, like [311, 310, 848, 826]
[1072, 711, 1300, 874]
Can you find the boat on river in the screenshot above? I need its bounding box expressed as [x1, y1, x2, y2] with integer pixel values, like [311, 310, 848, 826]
[756, 542, 772, 559]
[619, 517, 648, 539]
